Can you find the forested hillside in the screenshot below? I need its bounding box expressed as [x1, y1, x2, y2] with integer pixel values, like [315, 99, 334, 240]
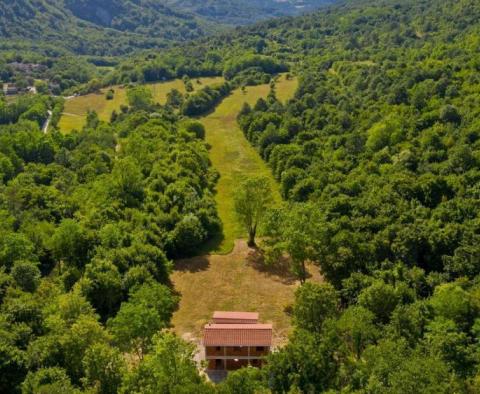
[164, 0, 335, 25]
[0, 0, 214, 55]
[0, 88, 221, 392]
[0, 0, 334, 56]
[230, 0, 480, 391]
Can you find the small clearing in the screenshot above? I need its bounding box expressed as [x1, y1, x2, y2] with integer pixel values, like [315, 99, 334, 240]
[171, 240, 322, 345]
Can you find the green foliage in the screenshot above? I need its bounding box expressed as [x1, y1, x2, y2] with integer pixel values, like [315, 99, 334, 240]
[82, 343, 126, 394]
[105, 89, 114, 101]
[0, 233, 35, 271]
[358, 280, 400, 324]
[429, 283, 476, 328]
[59, 315, 110, 383]
[166, 89, 184, 109]
[49, 219, 92, 269]
[108, 283, 178, 357]
[80, 259, 123, 320]
[0, 341, 27, 393]
[0, 76, 219, 391]
[126, 86, 154, 111]
[22, 367, 79, 394]
[181, 82, 231, 116]
[11, 260, 40, 293]
[361, 339, 456, 393]
[119, 332, 209, 394]
[182, 120, 205, 139]
[265, 328, 338, 393]
[336, 306, 378, 359]
[110, 157, 145, 207]
[263, 204, 323, 283]
[293, 282, 339, 333]
[218, 367, 267, 394]
[234, 176, 273, 246]
[223, 55, 288, 80]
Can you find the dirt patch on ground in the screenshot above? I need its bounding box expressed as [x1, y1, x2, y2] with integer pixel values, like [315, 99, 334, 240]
[171, 239, 323, 346]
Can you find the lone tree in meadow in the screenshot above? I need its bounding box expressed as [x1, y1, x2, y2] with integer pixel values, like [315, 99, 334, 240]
[127, 85, 153, 110]
[234, 176, 273, 247]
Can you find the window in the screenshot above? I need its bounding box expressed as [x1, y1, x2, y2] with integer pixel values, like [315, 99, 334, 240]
[234, 346, 241, 352]
[256, 346, 264, 351]
[216, 346, 221, 351]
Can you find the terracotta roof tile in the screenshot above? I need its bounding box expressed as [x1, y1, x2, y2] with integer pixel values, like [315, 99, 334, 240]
[213, 311, 259, 324]
[203, 323, 273, 347]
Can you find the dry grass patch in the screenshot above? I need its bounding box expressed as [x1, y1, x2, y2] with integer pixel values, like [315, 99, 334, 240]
[171, 240, 322, 345]
[275, 74, 298, 103]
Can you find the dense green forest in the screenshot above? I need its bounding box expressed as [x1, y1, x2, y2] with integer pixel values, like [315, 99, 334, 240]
[233, 0, 480, 391]
[0, 87, 223, 392]
[0, 0, 334, 56]
[2, 0, 480, 392]
[0, 0, 214, 56]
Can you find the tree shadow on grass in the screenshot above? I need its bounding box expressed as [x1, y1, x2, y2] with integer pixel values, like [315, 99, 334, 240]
[195, 231, 225, 256]
[246, 247, 304, 285]
[172, 230, 227, 273]
[174, 255, 210, 273]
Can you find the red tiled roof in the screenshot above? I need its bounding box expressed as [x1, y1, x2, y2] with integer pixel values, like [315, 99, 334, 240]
[213, 311, 259, 324]
[203, 323, 273, 347]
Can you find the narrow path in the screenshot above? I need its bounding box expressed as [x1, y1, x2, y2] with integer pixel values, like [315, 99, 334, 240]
[42, 110, 52, 134]
[200, 75, 297, 253]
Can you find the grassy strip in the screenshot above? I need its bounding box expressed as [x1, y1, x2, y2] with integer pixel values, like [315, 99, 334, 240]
[200, 74, 298, 254]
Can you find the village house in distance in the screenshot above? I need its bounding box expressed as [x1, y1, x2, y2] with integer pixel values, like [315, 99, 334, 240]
[203, 311, 272, 371]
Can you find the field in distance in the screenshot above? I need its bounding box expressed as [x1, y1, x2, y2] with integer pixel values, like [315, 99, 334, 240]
[58, 76, 224, 132]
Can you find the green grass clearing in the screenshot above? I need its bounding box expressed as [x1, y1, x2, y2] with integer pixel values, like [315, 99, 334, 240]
[58, 76, 224, 133]
[200, 74, 298, 254]
[171, 75, 319, 344]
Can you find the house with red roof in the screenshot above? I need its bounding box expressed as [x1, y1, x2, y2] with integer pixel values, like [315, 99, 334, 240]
[203, 311, 272, 371]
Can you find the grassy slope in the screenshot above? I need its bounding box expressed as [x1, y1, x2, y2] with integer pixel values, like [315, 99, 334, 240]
[171, 75, 305, 343]
[58, 77, 224, 132]
[202, 74, 297, 254]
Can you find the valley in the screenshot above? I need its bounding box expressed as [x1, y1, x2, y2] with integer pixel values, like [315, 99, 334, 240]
[2, 0, 480, 392]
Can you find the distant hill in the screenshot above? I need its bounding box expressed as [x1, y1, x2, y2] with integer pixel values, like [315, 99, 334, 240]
[0, 0, 336, 56]
[62, 0, 209, 36]
[0, 0, 215, 56]
[164, 0, 336, 25]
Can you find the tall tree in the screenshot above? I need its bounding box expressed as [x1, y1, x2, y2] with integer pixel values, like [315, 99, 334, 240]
[234, 176, 273, 247]
[293, 282, 339, 333]
[120, 333, 210, 394]
[107, 283, 177, 359]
